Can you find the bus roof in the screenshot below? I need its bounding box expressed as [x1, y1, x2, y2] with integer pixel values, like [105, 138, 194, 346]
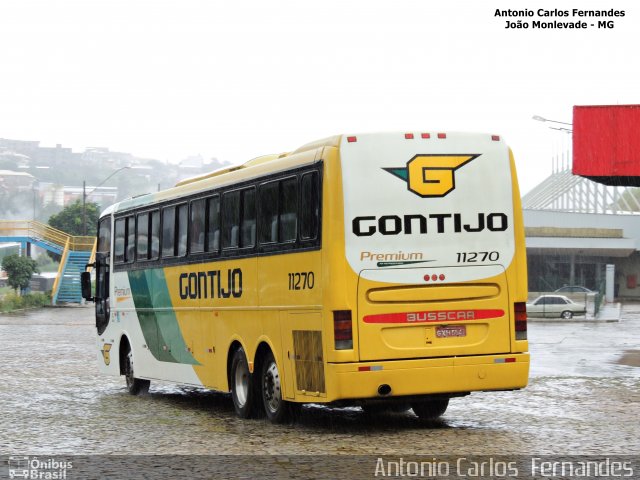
[105, 139, 329, 216]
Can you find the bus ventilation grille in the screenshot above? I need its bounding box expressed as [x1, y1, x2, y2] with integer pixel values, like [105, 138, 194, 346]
[293, 330, 326, 394]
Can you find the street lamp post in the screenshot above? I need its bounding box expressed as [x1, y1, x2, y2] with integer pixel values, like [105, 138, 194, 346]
[532, 115, 572, 126]
[82, 166, 131, 235]
[532, 115, 573, 132]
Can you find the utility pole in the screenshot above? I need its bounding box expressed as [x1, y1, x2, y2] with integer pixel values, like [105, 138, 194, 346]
[82, 180, 86, 235]
[82, 166, 131, 235]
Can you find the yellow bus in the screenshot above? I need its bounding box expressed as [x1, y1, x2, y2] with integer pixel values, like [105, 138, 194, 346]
[82, 131, 529, 423]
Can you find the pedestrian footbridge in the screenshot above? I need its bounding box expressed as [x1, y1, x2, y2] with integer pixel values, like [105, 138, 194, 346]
[0, 220, 96, 304]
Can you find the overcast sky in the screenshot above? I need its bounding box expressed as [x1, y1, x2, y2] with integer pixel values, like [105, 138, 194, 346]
[1, 0, 637, 194]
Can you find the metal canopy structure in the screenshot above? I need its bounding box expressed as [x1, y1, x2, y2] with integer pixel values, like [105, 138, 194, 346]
[523, 165, 640, 214]
[526, 111, 640, 213]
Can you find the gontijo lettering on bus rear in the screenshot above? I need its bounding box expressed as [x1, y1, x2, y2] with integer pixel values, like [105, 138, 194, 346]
[352, 212, 508, 236]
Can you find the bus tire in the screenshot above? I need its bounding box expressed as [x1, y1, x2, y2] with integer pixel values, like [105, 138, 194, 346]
[561, 310, 573, 319]
[124, 344, 150, 395]
[261, 351, 290, 423]
[230, 347, 255, 419]
[411, 398, 449, 420]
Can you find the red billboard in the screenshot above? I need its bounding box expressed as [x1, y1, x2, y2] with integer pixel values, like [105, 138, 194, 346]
[572, 105, 640, 186]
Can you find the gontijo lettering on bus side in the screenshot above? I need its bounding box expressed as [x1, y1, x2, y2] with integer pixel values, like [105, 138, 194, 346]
[178, 268, 242, 300]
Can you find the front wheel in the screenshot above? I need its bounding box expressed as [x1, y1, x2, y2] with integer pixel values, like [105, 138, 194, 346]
[411, 398, 449, 420]
[124, 346, 150, 395]
[561, 310, 574, 319]
[261, 351, 293, 423]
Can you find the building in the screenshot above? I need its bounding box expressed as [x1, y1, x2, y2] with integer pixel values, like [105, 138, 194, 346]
[0, 170, 36, 193]
[523, 163, 640, 299]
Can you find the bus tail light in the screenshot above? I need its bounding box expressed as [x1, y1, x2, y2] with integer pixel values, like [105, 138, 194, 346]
[514, 302, 527, 340]
[334, 310, 353, 350]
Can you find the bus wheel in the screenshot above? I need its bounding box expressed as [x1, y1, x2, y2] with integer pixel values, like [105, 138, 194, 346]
[561, 310, 573, 319]
[124, 345, 150, 395]
[230, 347, 255, 418]
[411, 398, 449, 420]
[261, 351, 290, 423]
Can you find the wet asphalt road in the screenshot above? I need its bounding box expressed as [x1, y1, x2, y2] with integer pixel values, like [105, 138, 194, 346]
[0, 305, 639, 456]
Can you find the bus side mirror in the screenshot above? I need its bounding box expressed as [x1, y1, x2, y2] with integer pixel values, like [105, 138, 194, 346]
[81, 272, 94, 302]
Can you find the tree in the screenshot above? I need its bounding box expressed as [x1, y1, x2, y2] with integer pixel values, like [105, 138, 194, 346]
[1, 254, 39, 294]
[48, 200, 100, 236]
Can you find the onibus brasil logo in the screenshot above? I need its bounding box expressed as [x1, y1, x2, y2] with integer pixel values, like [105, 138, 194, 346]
[8, 456, 73, 479]
[384, 154, 480, 198]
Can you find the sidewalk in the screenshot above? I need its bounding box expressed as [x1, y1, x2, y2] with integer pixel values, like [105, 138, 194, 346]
[591, 302, 622, 322]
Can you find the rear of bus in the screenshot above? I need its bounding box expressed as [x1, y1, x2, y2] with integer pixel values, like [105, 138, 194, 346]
[325, 132, 529, 411]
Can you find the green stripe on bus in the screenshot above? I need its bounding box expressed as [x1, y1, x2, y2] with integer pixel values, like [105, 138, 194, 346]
[128, 269, 200, 366]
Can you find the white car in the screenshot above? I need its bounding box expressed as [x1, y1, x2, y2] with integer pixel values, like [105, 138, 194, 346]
[526, 295, 586, 319]
[554, 285, 595, 294]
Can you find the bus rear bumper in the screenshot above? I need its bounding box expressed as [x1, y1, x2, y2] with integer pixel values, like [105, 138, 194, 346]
[317, 353, 529, 403]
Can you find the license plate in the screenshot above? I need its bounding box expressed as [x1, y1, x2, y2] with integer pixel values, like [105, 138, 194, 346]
[436, 325, 467, 338]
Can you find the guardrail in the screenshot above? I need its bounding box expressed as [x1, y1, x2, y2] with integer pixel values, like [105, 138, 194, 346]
[1, 219, 97, 305]
[0, 220, 94, 252]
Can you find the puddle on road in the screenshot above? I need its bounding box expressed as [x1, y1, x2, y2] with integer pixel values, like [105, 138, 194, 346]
[617, 349, 640, 367]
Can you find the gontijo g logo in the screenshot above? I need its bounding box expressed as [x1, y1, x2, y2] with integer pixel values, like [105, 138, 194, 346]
[384, 154, 480, 198]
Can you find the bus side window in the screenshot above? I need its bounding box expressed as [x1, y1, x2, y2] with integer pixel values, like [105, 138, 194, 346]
[176, 203, 188, 257]
[300, 171, 319, 240]
[241, 188, 256, 248]
[190, 199, 206, 254]
[206, 195, 220, 253]
[259, 181, 278, 244]
[137, 212, 149, 260]
[97, 217, 111, 254]
[126, 216, 136, 262]
[114, 218, 125, 263]
[222, 190, 240, 249]
[280, 177, 297, 242]
[162, 206, 176, 257]
[150, 210, 160, 260]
